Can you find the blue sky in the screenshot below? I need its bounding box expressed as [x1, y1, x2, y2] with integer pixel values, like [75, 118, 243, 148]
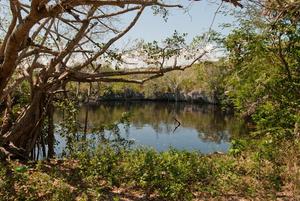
[117, 0, 236, 46]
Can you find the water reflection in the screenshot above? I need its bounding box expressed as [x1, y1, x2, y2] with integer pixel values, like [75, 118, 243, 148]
[54, 101, 246, 154]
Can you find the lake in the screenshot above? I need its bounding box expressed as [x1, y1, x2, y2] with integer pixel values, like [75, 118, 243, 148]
[54, 101, 246, 155]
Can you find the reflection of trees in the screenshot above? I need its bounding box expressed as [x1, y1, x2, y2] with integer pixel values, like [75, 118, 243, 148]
[54, 102, 247, 144]
[198, 131, 230, 144]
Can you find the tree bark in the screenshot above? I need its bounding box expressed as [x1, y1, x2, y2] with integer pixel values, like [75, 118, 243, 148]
[2, 89, 47, 156]
[0, 96, 13, 136]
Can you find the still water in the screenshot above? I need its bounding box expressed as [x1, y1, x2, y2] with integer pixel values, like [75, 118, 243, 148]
[54, 101, 246, 154]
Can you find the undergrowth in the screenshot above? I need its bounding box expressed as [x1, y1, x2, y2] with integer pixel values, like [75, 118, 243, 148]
[1, 138, 299, 201]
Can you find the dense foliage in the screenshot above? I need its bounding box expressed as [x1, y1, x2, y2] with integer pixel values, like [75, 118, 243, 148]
[222, 4, 300, 136]
[1, 141, 299, 200]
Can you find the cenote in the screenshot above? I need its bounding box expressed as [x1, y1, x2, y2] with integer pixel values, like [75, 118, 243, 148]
[54, 101, 247, 156]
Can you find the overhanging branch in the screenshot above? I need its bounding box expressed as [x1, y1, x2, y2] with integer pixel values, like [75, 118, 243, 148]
[65, 51, 208, 84]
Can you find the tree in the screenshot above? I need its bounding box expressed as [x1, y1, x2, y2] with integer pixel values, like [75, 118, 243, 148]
[222, 0, 300, 134]
[0, 0, 242, 159]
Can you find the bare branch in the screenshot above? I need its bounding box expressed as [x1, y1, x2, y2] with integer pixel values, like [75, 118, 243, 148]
[65, 51, 208, 84]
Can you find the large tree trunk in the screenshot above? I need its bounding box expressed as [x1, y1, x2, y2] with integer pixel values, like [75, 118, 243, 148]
[2, 89, 48, 158]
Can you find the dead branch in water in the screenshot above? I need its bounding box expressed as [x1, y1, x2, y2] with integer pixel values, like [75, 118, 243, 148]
[173, 117, 181, 133]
